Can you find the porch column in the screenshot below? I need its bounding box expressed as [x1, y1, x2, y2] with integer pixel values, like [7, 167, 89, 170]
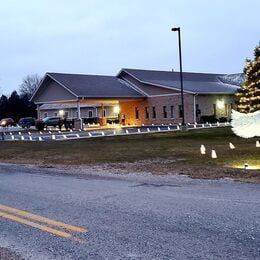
[75, 100, 83, 129]
[37, 104, 40, 120]
[100, 103, 107, 126]
[193, 95, 196, 123]
[77, 100, 81, 119]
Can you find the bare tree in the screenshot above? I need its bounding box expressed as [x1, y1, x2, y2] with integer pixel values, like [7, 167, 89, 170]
[19, 74, 41, 98]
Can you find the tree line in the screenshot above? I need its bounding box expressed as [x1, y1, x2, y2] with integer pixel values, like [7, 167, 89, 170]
[0, 74, 41, 122]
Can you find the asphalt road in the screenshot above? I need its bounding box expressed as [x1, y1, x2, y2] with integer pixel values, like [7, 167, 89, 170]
[0, 164, 259, 259]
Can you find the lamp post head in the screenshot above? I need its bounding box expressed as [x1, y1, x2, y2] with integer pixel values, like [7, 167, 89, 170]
[171, 27, 180, 31]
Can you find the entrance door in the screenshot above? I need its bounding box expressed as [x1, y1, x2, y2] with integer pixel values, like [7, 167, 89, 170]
[121, 114, 126, 125]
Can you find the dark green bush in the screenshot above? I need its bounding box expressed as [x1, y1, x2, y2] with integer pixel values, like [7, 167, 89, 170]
[35, 119, 44, 131]
[200, 115, 217, 123]
[218, 117, 228, 123]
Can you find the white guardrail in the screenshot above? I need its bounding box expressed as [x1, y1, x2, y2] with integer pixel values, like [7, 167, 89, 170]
[0, 123, 230, 142]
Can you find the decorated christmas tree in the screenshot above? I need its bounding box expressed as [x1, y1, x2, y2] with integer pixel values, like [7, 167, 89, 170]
[236, 44, 260, 113]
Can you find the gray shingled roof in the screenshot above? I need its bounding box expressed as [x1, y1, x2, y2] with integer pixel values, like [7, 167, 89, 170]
[122, 68, 241, 94]
[48, 72, 144, 98]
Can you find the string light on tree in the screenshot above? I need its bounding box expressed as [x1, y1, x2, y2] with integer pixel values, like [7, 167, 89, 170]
[236, 44, 260, 113]
[231, 44, 260, 138]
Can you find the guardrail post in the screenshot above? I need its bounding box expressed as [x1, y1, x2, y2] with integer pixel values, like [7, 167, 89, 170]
[1, 131, 4, 141]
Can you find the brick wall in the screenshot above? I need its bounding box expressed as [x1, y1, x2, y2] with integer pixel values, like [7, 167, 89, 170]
[119, 94, 195, 125]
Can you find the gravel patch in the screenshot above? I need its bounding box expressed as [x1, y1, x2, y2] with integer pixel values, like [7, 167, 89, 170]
[0, 247, 23, 260]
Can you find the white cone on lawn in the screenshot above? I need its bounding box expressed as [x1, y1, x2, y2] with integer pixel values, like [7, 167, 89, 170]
[229, 142, 235, 149]
[200, 144, 206, 154]
[211, 150, 217, 159]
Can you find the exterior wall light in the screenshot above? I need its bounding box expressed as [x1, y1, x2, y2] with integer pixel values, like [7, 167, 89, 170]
[59, 110, 64, 117]
[114, 106, 120, 114]
[217, 99, 225, 109]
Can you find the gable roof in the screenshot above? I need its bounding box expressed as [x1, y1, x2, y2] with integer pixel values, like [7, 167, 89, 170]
[31, 72, 145, 103]
[47, 72, 145, 98]
[31, 69, 243, 105]
[119, 68, 242, 94]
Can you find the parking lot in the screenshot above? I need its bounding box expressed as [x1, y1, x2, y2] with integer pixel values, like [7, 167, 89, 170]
[0, 123, 228, 142]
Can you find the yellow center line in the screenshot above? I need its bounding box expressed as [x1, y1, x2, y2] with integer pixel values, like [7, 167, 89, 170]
[0, 204, 87, 233]
[0, 210, 71, 238]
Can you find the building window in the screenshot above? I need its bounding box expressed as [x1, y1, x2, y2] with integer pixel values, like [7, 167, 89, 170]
[64, 111, 69, 118]
[88, 110, 93, 118]
[135, 107, 139, 119]
[170, 106, 174, 118]
[145, 107, 149, 119]
[54, 112, 58, 117]
[44, 112, 48, 118]
[103, 109, 106, 117]
[213, 104, 216, 116]
[196, 104, 201, 117]
[225, 104, 228, 116]
[178, 105, 183, 118]
[152, 107, 156, 118]
[163, 106, 167, 118]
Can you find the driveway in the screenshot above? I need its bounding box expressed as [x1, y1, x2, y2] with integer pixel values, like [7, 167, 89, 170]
[0, 164, 259, 259]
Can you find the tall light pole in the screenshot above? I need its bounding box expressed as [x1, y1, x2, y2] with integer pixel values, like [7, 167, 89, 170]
[171, 27, 185, 126]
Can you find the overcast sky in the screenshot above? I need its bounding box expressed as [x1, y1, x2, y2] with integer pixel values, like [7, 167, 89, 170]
[0, 0, 259, 95]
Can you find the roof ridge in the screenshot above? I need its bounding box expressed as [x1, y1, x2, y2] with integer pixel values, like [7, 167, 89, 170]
[48, 72, 116, 78]
[122, 68, 242, 76]
[122, 68, 228, 76]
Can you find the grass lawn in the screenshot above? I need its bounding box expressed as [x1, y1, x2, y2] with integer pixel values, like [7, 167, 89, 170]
[0, 127, 259, 182]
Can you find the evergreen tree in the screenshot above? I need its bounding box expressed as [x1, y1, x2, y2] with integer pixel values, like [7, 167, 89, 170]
[7, 91, 22, 121]
[0, 95, 8, 119]
[0, 91, 37, 121]
[236, 44, 260, 113]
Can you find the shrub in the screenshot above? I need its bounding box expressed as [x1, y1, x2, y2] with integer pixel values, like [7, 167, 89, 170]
[218, 117, 228, 123]
[200, 115, 217, 123]
[35, 119, 44, 131]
